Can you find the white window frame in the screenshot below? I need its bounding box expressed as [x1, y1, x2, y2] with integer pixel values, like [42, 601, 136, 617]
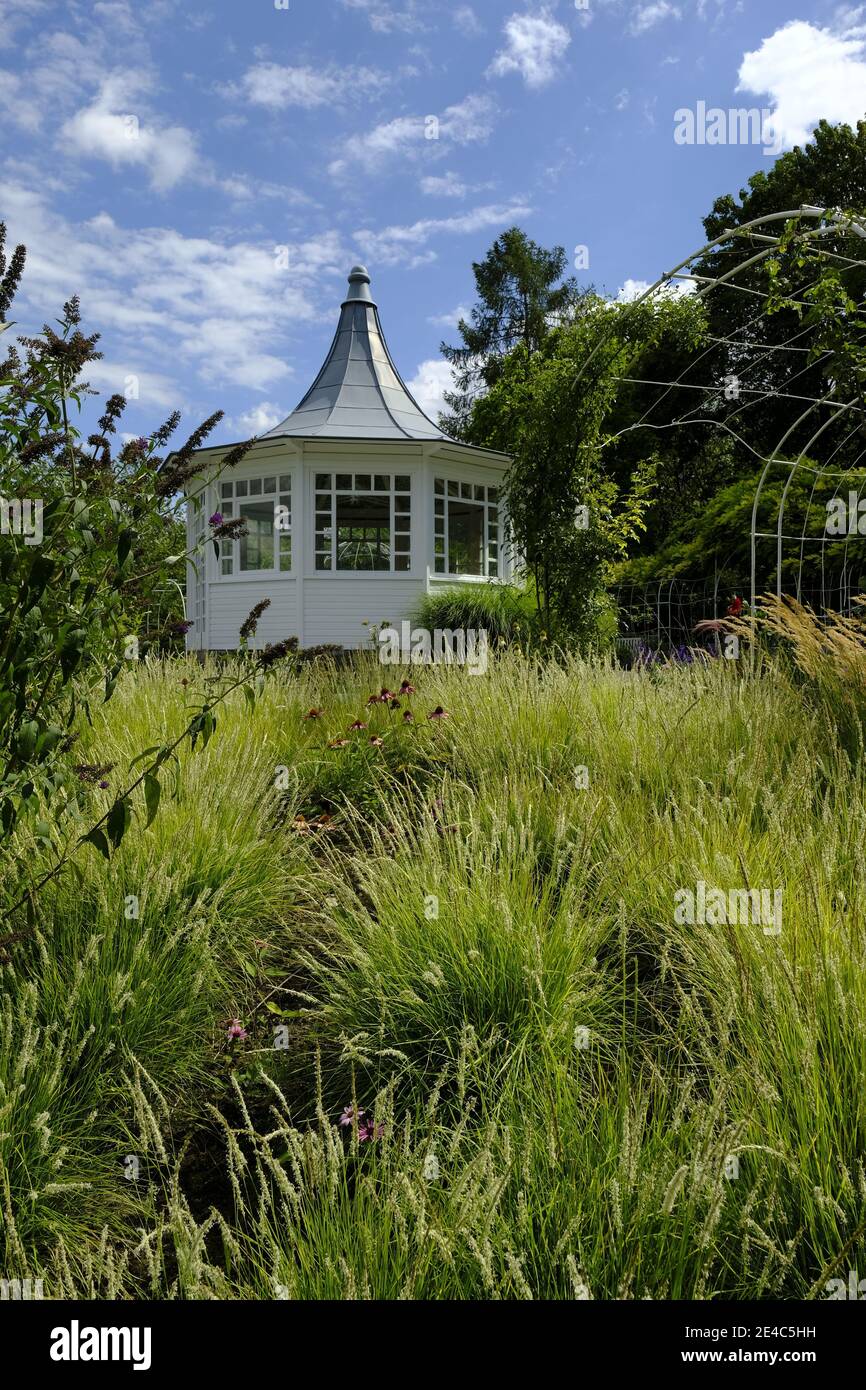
[433, 475, 502, 579]
[312, 470, 412, 576]
[214, 473, 293, 580]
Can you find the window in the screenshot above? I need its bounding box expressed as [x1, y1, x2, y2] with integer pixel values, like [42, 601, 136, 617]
[217, 475, 292, 577]
[314, 473, 411, 572]
[434, 477, 500, 577]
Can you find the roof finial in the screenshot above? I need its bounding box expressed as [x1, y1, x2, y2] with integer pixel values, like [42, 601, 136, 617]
[343, 264, 375, 306]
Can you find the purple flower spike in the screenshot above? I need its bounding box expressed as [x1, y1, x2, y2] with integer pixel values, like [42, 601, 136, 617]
[208, 511, 224, 528]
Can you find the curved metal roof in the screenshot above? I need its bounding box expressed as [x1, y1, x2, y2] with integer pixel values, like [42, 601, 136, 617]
[265, 266, 455, 442]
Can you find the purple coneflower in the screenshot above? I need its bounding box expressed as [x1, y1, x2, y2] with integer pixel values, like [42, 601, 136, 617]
[349, 719, 367, 731]
[369, 735, 384, 748]
[427, 705, 450, 722]
[226, 1018, 247, 1041]
[402, 709, 414, 722]
[339, 1104, 365, 1128]
[329, 738, 349, 748]
[303, 707, 324, 720]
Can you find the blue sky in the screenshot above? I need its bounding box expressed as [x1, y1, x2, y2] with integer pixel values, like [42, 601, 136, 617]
[1, 0, 864, 443]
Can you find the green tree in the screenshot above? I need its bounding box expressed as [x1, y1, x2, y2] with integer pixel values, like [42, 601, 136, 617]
[439, 227, 582, 438]
[471, 293, 704, 644]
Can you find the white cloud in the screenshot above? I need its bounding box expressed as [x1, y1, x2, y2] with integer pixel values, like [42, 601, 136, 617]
[339, 0, 426, 33]
[737, 18, 866, 151]
[615, 275, 696, 301]
[61, 73, 198, 192]
[0, 180, 349, 401]
[453, 5, 483, 36]
[0, 69, 41, 131]
[420, 171, 469, 197]
[237, 62, 389, 111]
[231, 402, 288, 434]
[0, 0, 47, 49]
[428, 303, 471, 328]
[487, 10, 571, 89]
[354, 199, 532, 266]
[329, 93, 497, 177]
[405, 358, 455, 421]
[629, 3, 681, 36]
[85, 359, 180, 410]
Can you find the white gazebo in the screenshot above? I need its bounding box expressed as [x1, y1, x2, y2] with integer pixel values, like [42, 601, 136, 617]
[185, 265, 511, 651]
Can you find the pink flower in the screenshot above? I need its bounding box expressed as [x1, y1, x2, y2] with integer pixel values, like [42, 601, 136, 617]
[340, 1104, 365, 1128]
[226, 1018, 247, 1041]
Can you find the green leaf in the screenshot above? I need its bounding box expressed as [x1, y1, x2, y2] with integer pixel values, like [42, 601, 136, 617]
[106, 796, 131, 849]
[143, 772, 160, 829]
[83, 827, 111, 860]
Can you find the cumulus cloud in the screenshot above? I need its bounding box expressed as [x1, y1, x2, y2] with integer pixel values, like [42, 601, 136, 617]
[405, 358, 455, 421]
[629, 3, 681, 36]
[61, 73, 198, 192]
[0, 69, 42, 131]
[487, 10, 571, 89]
[353, 199, 532, 267]
[329, 94, 497, 177]
[0, 180, 349, 400]
[453, 5, 483, 37]
[339, 0, 426, 32]
[237, 62, 390, 111]
[616, 274, 696, 301]
[427, 303, 471, 328]
[231, 402, 288, 434]
[420, 171, 469, 197]
[737, 18, 866, 151]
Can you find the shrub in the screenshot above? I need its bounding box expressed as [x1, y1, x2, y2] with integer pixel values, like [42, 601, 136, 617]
[412, 582, 536, 645]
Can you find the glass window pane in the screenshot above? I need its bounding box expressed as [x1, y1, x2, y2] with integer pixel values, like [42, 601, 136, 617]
[279, 475, 291, 490]
[394, 555, 410, 572]
[434, 478, 444, 494]
[279, 536, 292, 570]
[447, 480, 458, 497]
[461, 482, 472, 499]
[434, 498, 444, 516]
[239, 500, 274, 571]
[315, 474, 330, 489]
[354, 474, 371, 491]
[474, 485, 485, 501]
[447, 499, 484, 575]
[395, 496, 410, 513]
[335, 492, 391, 571]
[249, 478, 262, 496]
[236, 480, 248, 497]
[336, 474, 352, 490]
[315, 552, 332, 570]
[488, 558, 499, 577]
[263, 477, 276, 493]
[395, 476, 410, 492]
[221, 482, 232, 498]
[435, 555, 445, 573]
[488, 487, 499, 504]
[374, 474, 389, 491]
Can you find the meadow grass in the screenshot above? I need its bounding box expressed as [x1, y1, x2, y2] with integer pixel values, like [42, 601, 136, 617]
[1, 619, 865, 1298]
